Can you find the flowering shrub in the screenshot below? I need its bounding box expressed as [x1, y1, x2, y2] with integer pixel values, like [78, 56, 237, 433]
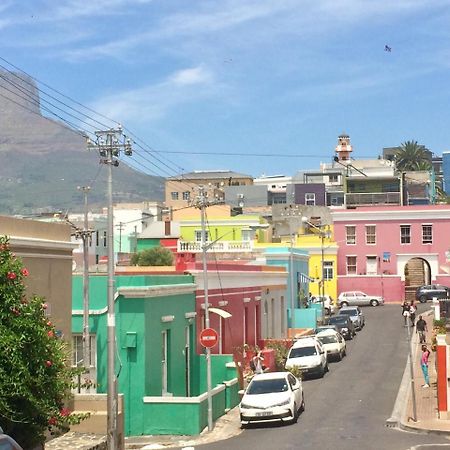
[0, 236, 88, 448]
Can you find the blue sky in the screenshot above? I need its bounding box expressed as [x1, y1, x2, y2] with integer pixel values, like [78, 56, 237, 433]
[2, 0, 450, 178]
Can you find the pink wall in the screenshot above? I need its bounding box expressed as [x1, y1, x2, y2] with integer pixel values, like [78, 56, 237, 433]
[332, 206, 450, 303]
[195, 286, 262, 355]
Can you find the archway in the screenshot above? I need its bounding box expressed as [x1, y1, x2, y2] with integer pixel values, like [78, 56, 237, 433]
[404, 257, 431, 303]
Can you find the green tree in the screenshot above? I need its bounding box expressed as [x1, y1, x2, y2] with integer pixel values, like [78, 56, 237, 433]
[394, 140, 431, 171]
[131, 246, 174, 266]
[0, 236, 86, 449]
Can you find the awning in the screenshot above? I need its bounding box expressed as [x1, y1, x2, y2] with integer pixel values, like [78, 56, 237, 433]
[298, 273, 315, 283]
[209, 307, 232, 319]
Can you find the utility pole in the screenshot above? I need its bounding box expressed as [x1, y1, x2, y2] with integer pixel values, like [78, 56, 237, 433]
[87, 127, 132, 450]
[77, 186, 91, 373]
[194, 185, 214, 432]
[289, 233, 297, 329]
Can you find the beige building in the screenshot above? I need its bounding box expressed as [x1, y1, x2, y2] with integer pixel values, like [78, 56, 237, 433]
[165, 170, 253, 214]
[0, 216, 76, 340]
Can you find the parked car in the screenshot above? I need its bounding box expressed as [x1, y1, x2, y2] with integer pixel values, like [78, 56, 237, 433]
[316, 329, 346, 361]
[285, 336, 328, 378]
[315, 324, 340, 334]
[416, 284, 450, 303]
[338, 306, 365, 330]
[309, 295, 337, 315]
[328, 315, 356, 340]
[338, 291, 384, 307]
[239, 371, 304, 426]
[0, 428, 23, 450]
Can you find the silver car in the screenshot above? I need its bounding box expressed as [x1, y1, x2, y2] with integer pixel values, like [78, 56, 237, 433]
[338, 291, 384, 307]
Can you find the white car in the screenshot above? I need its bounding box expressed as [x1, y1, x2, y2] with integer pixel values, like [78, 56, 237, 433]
[316, 329, 346, 361]
[239, 372, 305, 426]
[285, 336, 328, 378]
[338, 291, 384, 307]
[309, 295, 337, 315]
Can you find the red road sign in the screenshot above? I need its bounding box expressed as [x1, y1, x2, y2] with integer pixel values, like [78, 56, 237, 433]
[200, 328, 218, 348]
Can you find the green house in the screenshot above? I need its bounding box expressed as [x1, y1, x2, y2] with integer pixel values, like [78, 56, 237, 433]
[72, 273, 239, 436]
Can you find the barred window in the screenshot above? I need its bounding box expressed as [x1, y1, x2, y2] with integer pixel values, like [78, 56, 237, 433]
[400, 225, 411, 244]
[365, 225, 376, 244]
[422, 225, 432, 244]
[346, 226, 356, 245]
[346, 256, 357, 275]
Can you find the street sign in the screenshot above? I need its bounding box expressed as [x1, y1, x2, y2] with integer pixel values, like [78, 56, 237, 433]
[200, 328, 218, 348]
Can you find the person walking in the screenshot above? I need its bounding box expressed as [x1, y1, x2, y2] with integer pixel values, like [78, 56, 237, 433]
[409, 302, 417, 327]
[421, 344, 431, 388]
[251, 351, 265, 375]
[401, 301, 410, 327]
[416, 315, 428, 344]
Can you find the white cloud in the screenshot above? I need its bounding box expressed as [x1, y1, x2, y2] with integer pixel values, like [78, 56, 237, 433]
[169, 66, 213, 86]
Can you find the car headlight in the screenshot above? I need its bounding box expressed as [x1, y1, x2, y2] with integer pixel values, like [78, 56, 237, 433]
[341, 327, 348, 332]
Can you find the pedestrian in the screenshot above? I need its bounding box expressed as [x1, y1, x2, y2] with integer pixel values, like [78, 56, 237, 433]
[416, 315, 428, 344]
[251, 351, 265, 374]
[401, 301, 410, 326]
[409, 302, 417, 327]
[421, 344, 431, 388]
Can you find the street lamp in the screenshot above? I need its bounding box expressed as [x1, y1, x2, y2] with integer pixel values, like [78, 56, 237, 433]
[301, 217, 330, 303]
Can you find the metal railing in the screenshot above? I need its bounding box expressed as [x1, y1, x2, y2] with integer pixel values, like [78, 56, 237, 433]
[345, 192, 401, 206]
[177, 240, 254, 253]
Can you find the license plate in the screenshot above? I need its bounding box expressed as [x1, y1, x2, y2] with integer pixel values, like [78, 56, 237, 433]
[256, 411, 273, 417]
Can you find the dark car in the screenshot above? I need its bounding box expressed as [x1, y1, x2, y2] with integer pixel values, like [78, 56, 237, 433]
[328, 315, 356, 340]
[416, 285, 450, 303]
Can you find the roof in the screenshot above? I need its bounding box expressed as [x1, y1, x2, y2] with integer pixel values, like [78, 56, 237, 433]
[251, 371, 290, 381]
[167, 170, 253, 181]
[316, 329, 339, 337]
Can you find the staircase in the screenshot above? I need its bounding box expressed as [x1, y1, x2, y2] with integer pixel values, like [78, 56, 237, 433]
[405, 258, 427, 303]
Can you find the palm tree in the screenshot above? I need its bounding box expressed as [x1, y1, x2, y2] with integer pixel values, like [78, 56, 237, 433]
[394, 140, 431, 171]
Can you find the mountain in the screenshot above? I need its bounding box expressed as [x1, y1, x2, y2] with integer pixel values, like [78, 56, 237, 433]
[0, 71, 164, 215]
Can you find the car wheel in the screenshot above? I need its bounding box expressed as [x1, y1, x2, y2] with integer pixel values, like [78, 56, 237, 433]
[336, 351, 342, 361]
[300, 394, 305, 413]
[343, 348, 347, 357]
[291, 402, 299, 423]
[419, 295, 427, 303]
[340, 301, 349, 307]
[370, 299, 379, 307]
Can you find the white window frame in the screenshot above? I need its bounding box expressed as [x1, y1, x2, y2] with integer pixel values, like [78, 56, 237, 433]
[72, 334, 96, 368]
[366, 255, 378, 275]
[346, 256, 357, 275]
[305, 193, 316, 206]
[323, 261, 333, 280]
[422, 224, 432, 244]
[346, 226, 356, 245]
[400, 224, 411, 244]
[195, 230, 210, 242]
[365, 225, 376, 245]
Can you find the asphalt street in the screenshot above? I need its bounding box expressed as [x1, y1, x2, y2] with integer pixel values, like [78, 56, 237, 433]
[180, 304, 450, 450]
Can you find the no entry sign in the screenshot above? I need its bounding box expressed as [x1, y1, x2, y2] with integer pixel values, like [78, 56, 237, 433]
[200, 328, 218, 348]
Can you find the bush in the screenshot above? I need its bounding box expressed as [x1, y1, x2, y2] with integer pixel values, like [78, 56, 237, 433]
[131, 247, 174, 266]
[0, 237, 87, 448]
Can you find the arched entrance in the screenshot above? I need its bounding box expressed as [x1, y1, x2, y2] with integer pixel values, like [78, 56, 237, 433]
[404, 257, 431, 303]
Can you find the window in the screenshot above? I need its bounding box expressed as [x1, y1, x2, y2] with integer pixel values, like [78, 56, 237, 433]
[346, 226, 356, 245]
[400, 225, 411, 244]
[305, 193, 316, 206]
[195, 230, 210, 242]
[171, 191, 179, 200]
[365, 225, 376, 244]
[182, 191, 190, 201]
[346, 256, 357, 275]
[329, 174, 338, 183]
[242, 229, 252, 241]
[323, 261, 333, 280]
[103, 231, 107, 247]
[72, 334, 96, 367]
[422, 224, 432, 244]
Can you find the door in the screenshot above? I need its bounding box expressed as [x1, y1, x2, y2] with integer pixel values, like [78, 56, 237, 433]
[366, 256, 377, 275]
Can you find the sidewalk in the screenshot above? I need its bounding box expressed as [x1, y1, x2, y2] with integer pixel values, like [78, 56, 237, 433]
[400, 312, 450, 435]
[124, 406, 242, 449]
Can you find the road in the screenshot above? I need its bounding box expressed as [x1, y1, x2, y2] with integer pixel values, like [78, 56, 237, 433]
[187, 304, 450, 450]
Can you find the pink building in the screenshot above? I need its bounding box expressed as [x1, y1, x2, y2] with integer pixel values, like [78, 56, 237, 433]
[332, 205, 450, 303]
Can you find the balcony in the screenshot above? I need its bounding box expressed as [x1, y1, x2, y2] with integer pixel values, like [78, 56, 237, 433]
[345, 192, 401, 206]
[177, 240, 254, 253]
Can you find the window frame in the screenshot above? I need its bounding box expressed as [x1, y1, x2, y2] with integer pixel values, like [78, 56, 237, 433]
[422, 224, 432, 244]
[182, 191, 190, 201]
[323, 261, 333, 280]
[171, 191, 179, 200]
[72, 334, 96, 368]
[346, 226, 356, 245]
[305, 193, 316, 206]
[365, 225, 376, 245]
[346, 255, 357, 275]
[400, 224, 411, 244]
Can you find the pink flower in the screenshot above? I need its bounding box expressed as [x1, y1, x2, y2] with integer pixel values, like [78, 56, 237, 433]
[11, 308, 20, 316]
[45, 360, 52, 367]
[42, 303, 48, 310]
[60, 407, 71, 417]
[7, 272, 16, 280]
[47, 330, 54, 338]
[48, 417, 57, 426]
[21, 268, 29, 276]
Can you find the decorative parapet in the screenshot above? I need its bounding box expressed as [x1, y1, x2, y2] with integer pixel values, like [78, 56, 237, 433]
[178, 240, 253, 253]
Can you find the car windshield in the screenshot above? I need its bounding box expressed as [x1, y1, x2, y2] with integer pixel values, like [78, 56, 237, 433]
[317, 335, 337, 344]
[339, 310, 356, 316]
[289, 346, 317, 358]
[247, 378, 288, 395]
